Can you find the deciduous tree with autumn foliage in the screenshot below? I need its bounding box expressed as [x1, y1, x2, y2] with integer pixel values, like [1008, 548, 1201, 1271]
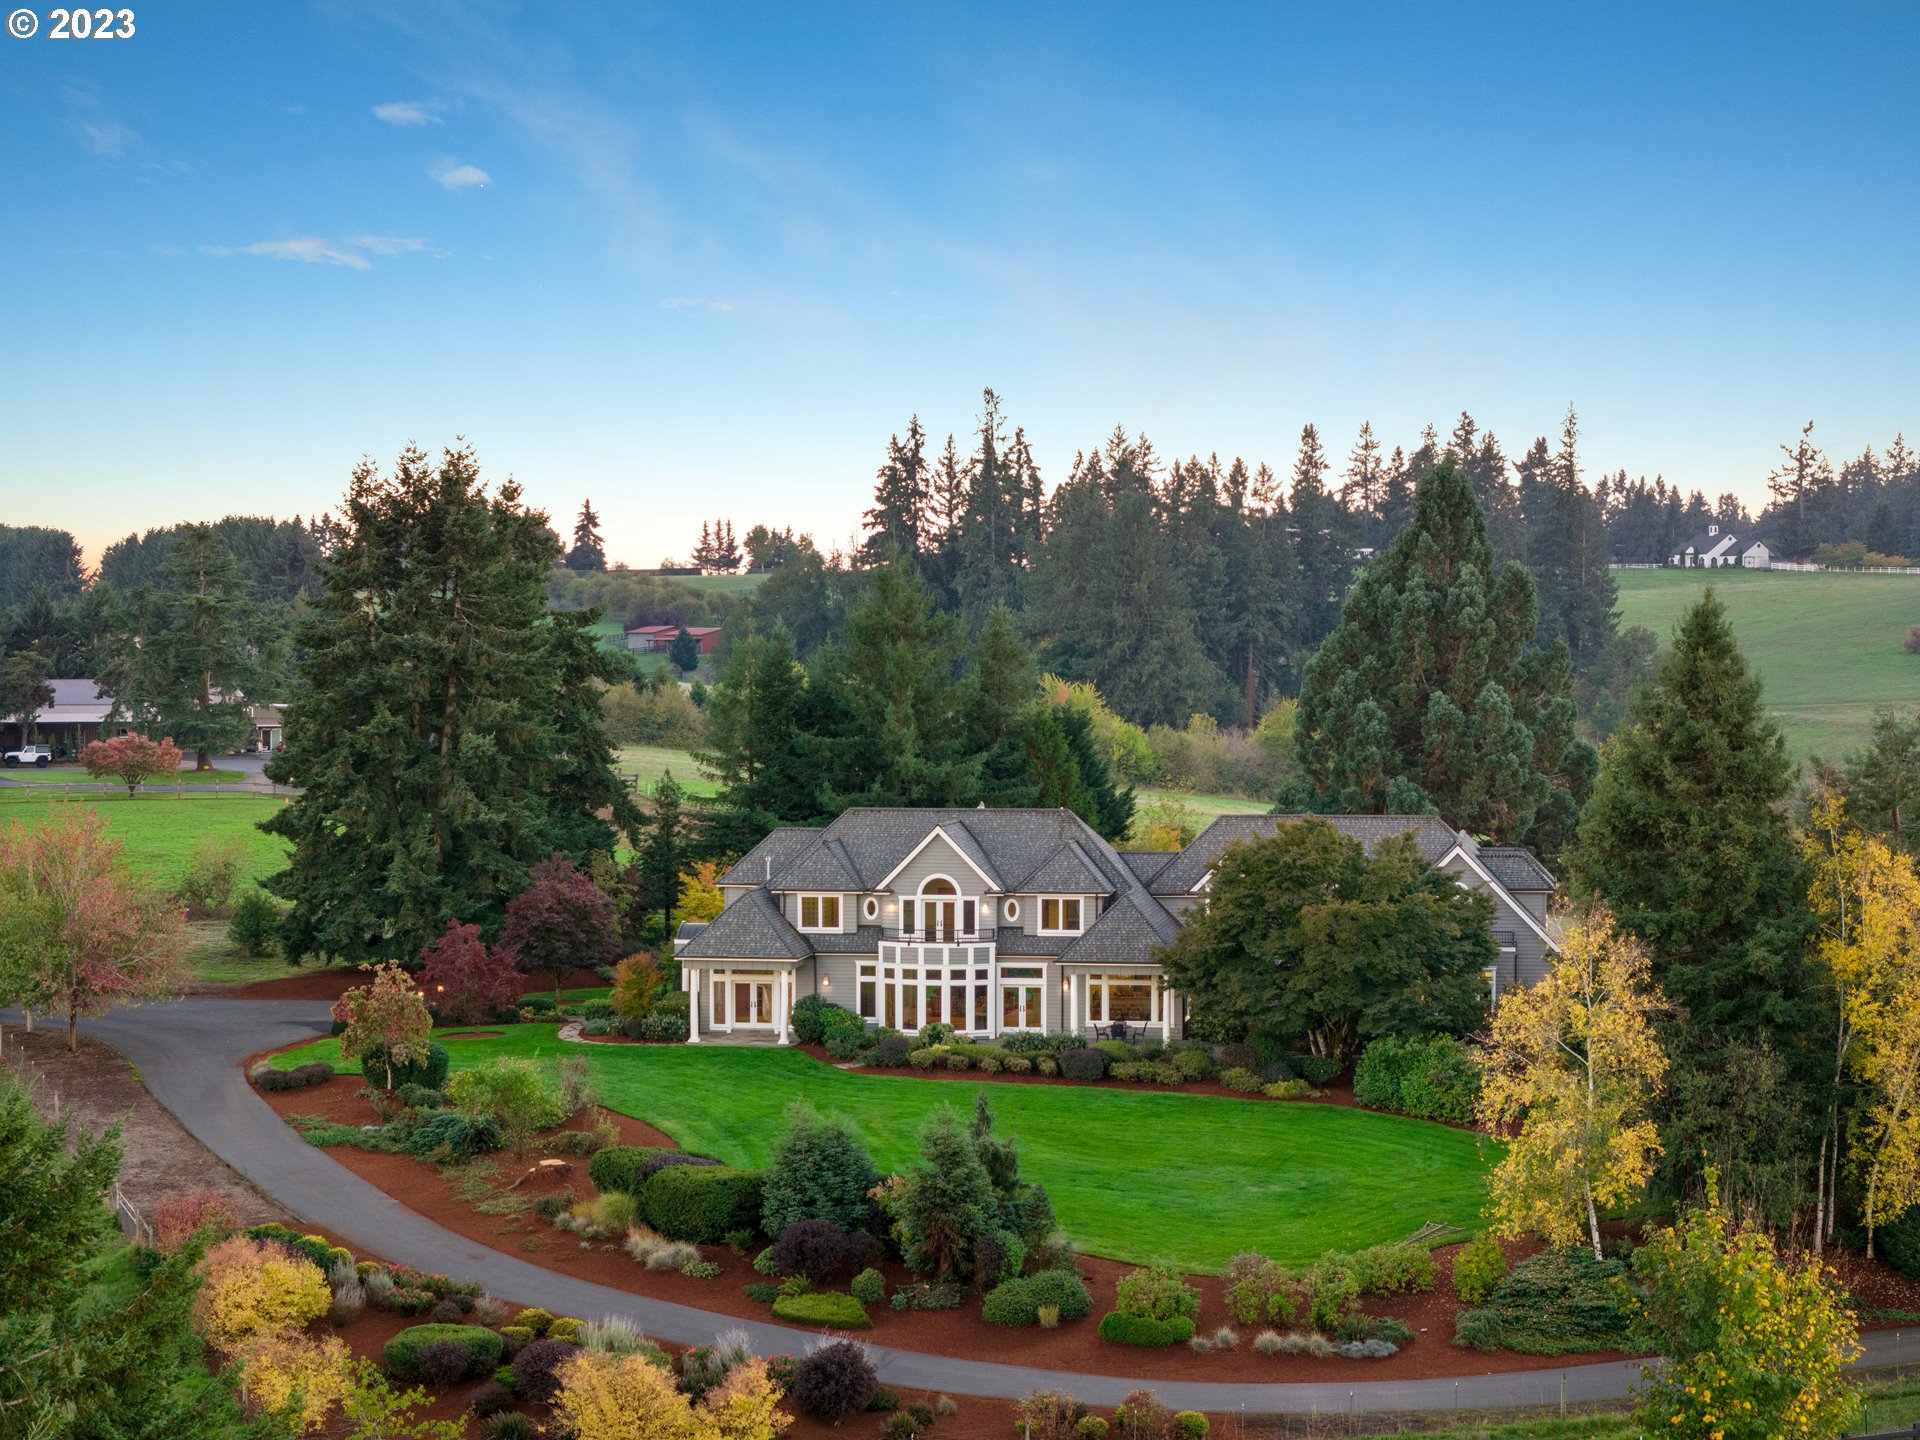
[1478, 908, 1669, 1259]
[79, 733, 183, 796]
[417, 919, 522, 1025]
[336, 961, 433, 1091]
[0, 807, 187, 1051]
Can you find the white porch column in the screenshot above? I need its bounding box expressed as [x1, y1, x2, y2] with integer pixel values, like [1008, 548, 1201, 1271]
[777, 971, 791, 1044]
[686, 966, 701, 1043]
[1067, 974, 1081, 1038]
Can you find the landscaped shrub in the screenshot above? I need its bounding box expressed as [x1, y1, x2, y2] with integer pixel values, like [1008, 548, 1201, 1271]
[1218, 1066, 1262, 1094]
[1114, 1264, 1200, 1322]
[511, 1307, 555, 1337]
[1172, 1413, 1208, 1440]
[642, 1165, 765, 1243]
[396, 1082, 444, 1109]
[1098, 1312, 1196, 1347]
[1345, 1240, 1435, 1295]
[404, 1108, 504, 1160]
[981, 1269, 1094, 1326]
[1171, 1049, 1214, 1081]
[1452, 1247, 1632, 1355]
[366, 1041, 450, 1091]
[467, 1381, 513, 1417]
[1222, 1253, 1296, 1326]
[1015, 1390, 1086, 1440]
[1077, 1417, 1109, 1440]
[227, 888, 284, 957]
[771, 1291, 872, 1329]
[1113, 1390, 1173, 1440]
[918, 1022, 956, 1048]
[176, 837, 247, 918]
[790, 1339, 878, 1421]
[480, 1414, 535, 1440]
[512, 1337, 582, 1404]
[889, 1282, 967, 1311]
[591, 1191, 640, 1233]
[1067, 1052, 1113, 1082]
[1287, 1054, 1343, 1085]
[850, 1268, 885, 1305]
[194, 1236, 332, 1349]
[907, 1047, 942, 1070]
[152, 1189, 241, 1252]
[1353, 1035, 1479, 1121]
[820, 1004, 868, 1047]
[1451, 1235, 1508, 1305]
[588, 1145, 671, 1195]
[790, 993, 831, 1043]
[769, 1219, 882, 1285]
[762, 1103, 881, 1236]
[1035, 1055, 1059, 1076]
[418, 919, 523, 1025]
[1262, 1078, 1313, 1099]
[872, 1035, 912, 1067]
[445, 1056, 571, 1157]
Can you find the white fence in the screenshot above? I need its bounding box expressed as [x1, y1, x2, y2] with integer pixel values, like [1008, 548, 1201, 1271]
[1612, 561, 1920, 575]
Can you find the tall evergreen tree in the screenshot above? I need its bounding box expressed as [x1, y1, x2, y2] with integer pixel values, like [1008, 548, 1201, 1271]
[956, 388, 1022, 627]
[697, 624, 823, 856]
[121, 524, 273, 771]
[263, 445, 630, 961]
[566, 499, 607, 570]
[860, 416, 931, 567]
[1341, 422, 1386, 550]
[1825, 705, 1920, 854]
[817, 565, 980, 807]
[961, 605, 1041, 806]
[542, 607, 645, 861]
[1767, 421, 1833, 560]
[1526, 407, 1620, 669]
[1287, 423, 1349, 653]
[638, 770, 692, 941]
[1286, 457, 1591, 848]
[1569, 589, 1815, 1043]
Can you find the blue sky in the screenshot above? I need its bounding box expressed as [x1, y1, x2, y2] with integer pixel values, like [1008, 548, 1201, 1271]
[3, 2, 1917, 566]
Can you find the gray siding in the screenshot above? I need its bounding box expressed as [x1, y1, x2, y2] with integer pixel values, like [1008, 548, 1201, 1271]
[889, 834, 993, 901]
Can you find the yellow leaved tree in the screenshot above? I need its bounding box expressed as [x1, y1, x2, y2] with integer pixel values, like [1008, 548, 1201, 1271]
[1477, 907, 1668, 1259]
[1807, 790, 1920, 1256]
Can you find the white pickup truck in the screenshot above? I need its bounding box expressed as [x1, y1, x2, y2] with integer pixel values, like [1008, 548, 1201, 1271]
[2, 744, 52, 768]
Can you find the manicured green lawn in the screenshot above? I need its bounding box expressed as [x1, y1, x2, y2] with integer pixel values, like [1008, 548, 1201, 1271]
[1614, 568, 1920, 761]
[615, 745, 722, 799]
[272, 1027, 1495, 1269]
[0, 766, 248, 786]
[0, 792, 290, 890]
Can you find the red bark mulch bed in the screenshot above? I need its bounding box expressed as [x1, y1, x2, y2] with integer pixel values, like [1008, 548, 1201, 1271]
[254, 1074, 1625, 1384]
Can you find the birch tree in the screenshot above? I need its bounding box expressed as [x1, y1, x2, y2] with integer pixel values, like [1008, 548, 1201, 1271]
[1808, 794, 1920, 1256]
[1478, 908, 1668, 1259]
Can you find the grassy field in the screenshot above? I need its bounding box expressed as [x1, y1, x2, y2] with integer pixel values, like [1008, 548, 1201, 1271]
[272, 1027, 1494, 1269]
[0, 792, 290, 890]
[0, 767, 248, 786]
[1614, 568, 1920, 761]
[616, 744, 721, 799]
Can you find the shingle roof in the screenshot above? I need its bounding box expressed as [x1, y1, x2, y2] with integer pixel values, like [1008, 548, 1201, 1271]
[809, 926, 883, 954]
[1058, 891, 1181, 967]
[762, 808, 1137, 897]
[1118, 851, 1178, 886]
[677, 887, 812, 962]
[1150, 814, 1461, 895]
[1014, 841, 1112, 896]
[1479, 847, 1558, 892]
[720, 828, 820, 886]
[770, 835, 865, 892]
[995, 928, 1079, 956]
[1678, 529, 1739, 554]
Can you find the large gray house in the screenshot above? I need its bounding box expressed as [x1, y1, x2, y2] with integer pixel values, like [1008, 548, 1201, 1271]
[674, 807, 1557, 1044]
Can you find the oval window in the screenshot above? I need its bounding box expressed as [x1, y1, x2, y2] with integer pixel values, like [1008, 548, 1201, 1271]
[1004, 899, 1020, 922]
[863, 896, 879, 920]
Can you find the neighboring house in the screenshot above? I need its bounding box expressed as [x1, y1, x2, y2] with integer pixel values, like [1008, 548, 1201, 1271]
[624, 624, 723, 655]
[0, 678, 117, 753]
[673, 807, 1557, 1044]
[1668, 524, 1772, 569]
[250, 703, 286, 751]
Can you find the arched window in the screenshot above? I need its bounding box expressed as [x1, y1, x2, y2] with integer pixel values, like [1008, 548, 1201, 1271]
[921, 877, 957, 896]
[906, 876, 972, 941]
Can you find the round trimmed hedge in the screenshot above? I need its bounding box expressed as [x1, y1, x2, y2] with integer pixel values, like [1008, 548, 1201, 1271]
[982, 1268, 1094, 1326]
[383, 1324, 503, 1381]
[641, 1164, 765, 1243]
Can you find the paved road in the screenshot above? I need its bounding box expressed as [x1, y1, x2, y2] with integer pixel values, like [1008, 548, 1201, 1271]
[31, 998, 1917, 1413]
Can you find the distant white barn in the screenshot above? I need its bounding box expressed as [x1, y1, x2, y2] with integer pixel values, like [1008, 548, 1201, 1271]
[1669, 524, 1771, 569]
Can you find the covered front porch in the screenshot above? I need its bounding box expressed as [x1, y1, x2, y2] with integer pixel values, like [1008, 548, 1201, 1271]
[1059, 965, 1182, 1042]
[681, 961, 801, 1044]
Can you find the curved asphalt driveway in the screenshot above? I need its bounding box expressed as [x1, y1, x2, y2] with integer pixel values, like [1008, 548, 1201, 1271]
[35, 998, 1916, 1413]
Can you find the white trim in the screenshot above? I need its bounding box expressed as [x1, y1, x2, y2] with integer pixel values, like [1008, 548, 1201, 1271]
[1036, 896, 1086, 935]
[862, 896, 879, 920]
[795, 893, 844, 932]
[1003, 899, 1020, 922]
[1439, 844, 1558, 952]
[872, 824, 1000, 893]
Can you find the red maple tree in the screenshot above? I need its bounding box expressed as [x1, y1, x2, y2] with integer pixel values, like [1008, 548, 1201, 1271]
[418, 919, 523, 1025]
[499, 854, 623, 998]
[79, 734, 184, 796]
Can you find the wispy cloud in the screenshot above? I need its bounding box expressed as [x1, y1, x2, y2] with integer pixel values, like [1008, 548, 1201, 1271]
[373, 100, 439, 126]
[61, 84, 139, 156]
[660, 297, 734, 313]
[346, 235, 428, 256]
[200, 234, 432, 270]
[430, 158, 491, 190]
